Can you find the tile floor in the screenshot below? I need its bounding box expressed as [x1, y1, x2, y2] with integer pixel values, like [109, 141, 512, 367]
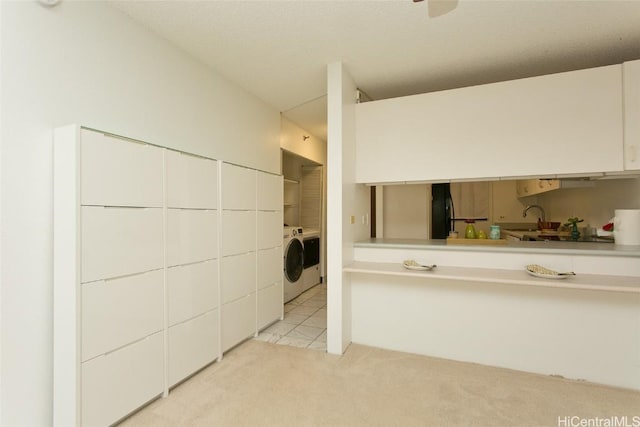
[254, 282, 327, 351]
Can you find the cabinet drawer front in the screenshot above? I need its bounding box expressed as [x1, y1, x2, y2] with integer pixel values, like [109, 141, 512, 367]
[167, 209, 218, 266]
[168, 260, 219, 326]
[222, 293, 256, 352]
[257, 211, 283, 250]
[221, 210, 256, 256]
[257, 246, 283, 289]
[221, 163, 256, 210]
[81, 207, 163, 282]
[258, 281, 283, 330]
[82, 270, 164, 361]
[82, 332, 163, 427]
[80, 129, 163, 207]
[221, 252, 256, 304]
[168, 309, 219, 387]
[257, 172, 283, 211]
[166, 150, 218, 209]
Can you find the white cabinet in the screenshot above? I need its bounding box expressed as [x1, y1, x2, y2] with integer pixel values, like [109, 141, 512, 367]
[221, 252, 256, 304]
[356, 64, 625, 183]
[258, 282, 283, 330]
[81, 206, 164, 282]
[81, 332, 164, 427]
[55, 127, 282, 426]
[222, 163, 257, 210]
[257, 246, 283, 290]
[82, 270, 164, 362]
[258, 211, 283, 249]
[168, 310, 219, 387]
[167, 260, 219, 326]
[221, 210, 256, 256]
[167, 209, 218, 266]
[256, 170, 283, 330]
[166, 150, 218, 209]
[258, 172, 284, 211]
[222, 293, 256, 352]
[492, 180, 530, 223]
[624, 60, 640, 171]
[80, 129, 164, 207]
[55, 126, 222, 427]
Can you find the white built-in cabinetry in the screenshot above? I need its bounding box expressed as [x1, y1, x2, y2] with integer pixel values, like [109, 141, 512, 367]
[624, 59, 640, 171]
[221, 163, 257, 352]
[257, 173, 284, 330]
[356, 64, 625, 183]
[165, 150, 220, 388]
[53, 126, 282, 426]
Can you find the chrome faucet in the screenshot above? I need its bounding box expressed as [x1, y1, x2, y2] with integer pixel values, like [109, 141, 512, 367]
[522, 204, 546, 222]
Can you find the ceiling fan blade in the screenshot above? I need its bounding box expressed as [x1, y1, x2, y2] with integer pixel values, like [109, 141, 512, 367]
[428, 0, 458, 17]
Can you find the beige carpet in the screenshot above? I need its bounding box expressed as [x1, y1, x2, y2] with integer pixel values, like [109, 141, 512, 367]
[120, 340, 640, 427]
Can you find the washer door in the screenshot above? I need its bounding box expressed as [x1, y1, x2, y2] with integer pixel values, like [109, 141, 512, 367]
[284, 239, 304, 283]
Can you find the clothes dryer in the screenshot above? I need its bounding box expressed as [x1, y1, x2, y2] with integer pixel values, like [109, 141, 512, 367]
[283, 226, 304, 302]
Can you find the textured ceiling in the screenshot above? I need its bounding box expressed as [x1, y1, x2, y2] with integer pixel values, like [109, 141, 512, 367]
[112, 0, 640, 141]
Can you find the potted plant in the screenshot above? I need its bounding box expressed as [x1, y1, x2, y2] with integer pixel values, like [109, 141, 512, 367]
[565, 217, 584, 241]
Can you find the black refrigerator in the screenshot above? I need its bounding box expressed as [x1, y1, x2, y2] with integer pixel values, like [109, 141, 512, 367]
[431, 183, 455, 239]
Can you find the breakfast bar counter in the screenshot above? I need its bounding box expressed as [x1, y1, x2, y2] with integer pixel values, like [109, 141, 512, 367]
[345, 238, 640, 391]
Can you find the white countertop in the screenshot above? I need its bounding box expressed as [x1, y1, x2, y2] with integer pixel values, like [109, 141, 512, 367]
[344, 261, 640, 294]
[354, 238, 640, 257]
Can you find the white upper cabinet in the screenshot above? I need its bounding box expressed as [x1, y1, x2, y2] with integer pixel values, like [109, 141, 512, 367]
[257, 172, 283, 211]
[624, 60, 640, 171]
[222, 163, 257, 210]
[81, 129, 164, 207]
[166, 150, 218, 209]
[356, 64, 625, 183]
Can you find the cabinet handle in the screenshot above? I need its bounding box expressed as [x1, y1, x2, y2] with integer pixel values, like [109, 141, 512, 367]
[630, 145, 637, 163]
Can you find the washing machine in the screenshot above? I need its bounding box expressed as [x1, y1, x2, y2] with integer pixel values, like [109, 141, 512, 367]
[283, 226, 304, 303]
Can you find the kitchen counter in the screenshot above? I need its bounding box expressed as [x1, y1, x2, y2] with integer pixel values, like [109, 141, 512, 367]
[346, 238, 640, 391]
[354, 237, 640, 257]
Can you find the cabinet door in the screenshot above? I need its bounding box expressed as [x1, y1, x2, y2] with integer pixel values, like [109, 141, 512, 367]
[82, 270, 164, 361]
[356, 64, 624, 182]
[257, 211, 283, 249]
[82, 332, 163, 427]
[221, 252, 256, 304]
[168, 309, 219, 387]
[168, 260, 219, 326]
[81, 129, 163, 207]
[221, 163, 256, 210]
[257, 246, 283, 290]
[222, 293, 256, 352]
[257, 172, 283, 211]
[166, 150, 218, 209]
[624, 60, 640, 170]
[167, 209, 218, 266]
[258, 281, 283, 330]
[81, 207, 164, 282]
[492, 181, 529, 223]
[222, 210, 256, 256]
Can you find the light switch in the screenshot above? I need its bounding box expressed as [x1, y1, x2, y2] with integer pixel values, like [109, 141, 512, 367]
[350, 215, 355, 224]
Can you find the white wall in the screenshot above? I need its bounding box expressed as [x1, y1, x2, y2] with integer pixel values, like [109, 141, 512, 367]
[0, 2, 280, 425]
[280, 117, 326, 166]
[538, 178, 640, 229]
[383, 185, 430, 239]
[326, 62, 370, 354]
